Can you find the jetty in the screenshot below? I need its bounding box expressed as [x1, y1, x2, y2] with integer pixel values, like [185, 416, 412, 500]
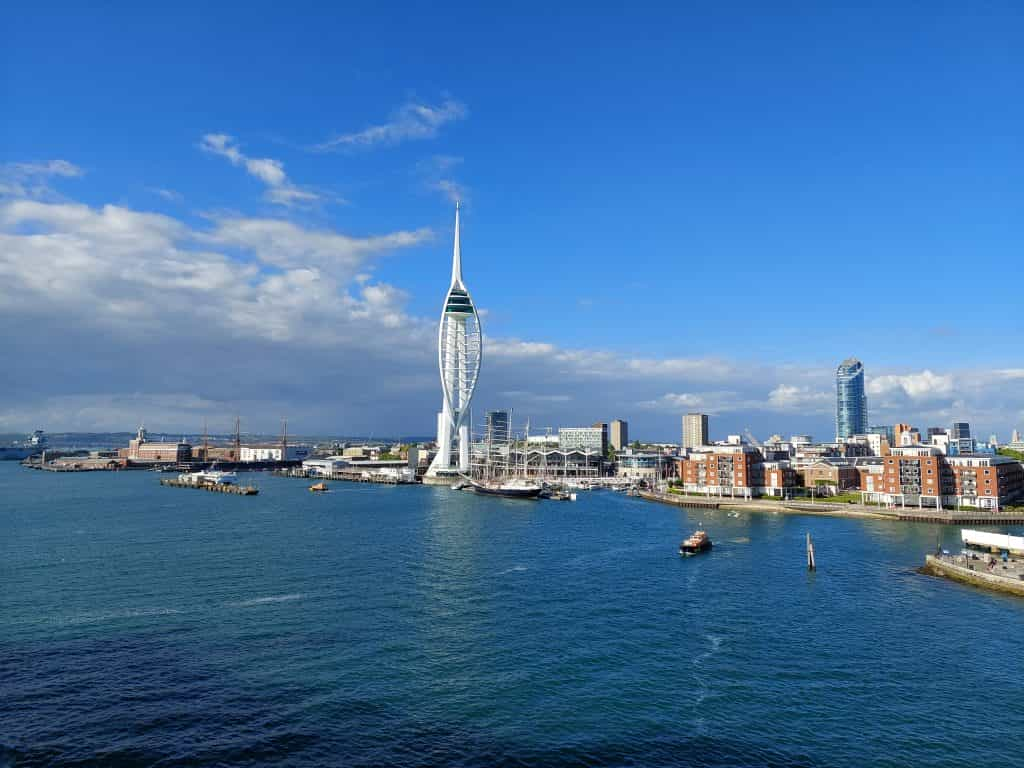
[160, 477, 258, 495]
[923, 553, 1024, 597]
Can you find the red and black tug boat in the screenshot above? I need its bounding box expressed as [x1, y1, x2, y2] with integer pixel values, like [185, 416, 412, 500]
[679, 529, 712, 556]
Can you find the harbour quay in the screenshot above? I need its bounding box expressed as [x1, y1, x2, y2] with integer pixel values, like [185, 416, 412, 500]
[159, 477, 258, 495]
[924, 554, 1024, 597]
[273, 464, 415, 485]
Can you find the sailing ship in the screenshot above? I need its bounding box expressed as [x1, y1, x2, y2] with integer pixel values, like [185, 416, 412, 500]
[470, 476, 543, 498]
[467, 409, 543, 499]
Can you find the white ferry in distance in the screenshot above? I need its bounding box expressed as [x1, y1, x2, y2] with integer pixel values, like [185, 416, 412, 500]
[178, 467, 239, 486]
[0, 430, 47, 461]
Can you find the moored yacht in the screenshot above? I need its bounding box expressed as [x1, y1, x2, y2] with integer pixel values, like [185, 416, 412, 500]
[470, 476, 543, 499]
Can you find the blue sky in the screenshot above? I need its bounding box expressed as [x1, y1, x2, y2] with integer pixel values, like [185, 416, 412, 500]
[2, 2, 1022, 440]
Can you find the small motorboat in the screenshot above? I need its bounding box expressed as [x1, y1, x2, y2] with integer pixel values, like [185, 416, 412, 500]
[309, 482, 329, 493]
[679, 529, 712, 556]
[547, 489, 578, 501]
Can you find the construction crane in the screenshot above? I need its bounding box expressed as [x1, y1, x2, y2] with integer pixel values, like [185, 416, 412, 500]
[743, 428, 762, 449]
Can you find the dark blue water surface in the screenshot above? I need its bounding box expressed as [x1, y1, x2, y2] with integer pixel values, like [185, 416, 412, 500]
[3, 462, 1024, 767]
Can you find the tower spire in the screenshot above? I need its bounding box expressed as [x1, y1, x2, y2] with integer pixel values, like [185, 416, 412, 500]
[450, 201, 462, 288]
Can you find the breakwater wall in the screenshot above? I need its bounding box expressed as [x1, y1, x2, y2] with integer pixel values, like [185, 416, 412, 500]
[923, 555, 1024, 597]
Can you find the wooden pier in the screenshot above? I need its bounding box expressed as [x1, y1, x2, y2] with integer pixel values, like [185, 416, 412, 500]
[160, 478, 258, 495]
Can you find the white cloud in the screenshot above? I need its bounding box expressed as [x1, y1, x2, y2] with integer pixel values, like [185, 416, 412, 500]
[431, 179, 466, 204]
[0, 198, 431, 345]
[0, 159, 84, 200]
[416, 155, 469, 203]
[199, 133, 324, 207]
[868, 370, 954, 401]
[2, 159, 1022, 439]
[10, 159, 84, 178]
[640, 392, 711, 410]
[316, 99, 467, 151]
[149, 187, 183, 202]
[767, 385, 832, 413]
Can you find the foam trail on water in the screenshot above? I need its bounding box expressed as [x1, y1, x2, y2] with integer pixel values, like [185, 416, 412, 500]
[232, 593, 305, 607]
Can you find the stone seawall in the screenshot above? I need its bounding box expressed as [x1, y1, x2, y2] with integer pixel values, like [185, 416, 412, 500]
[923, 555, 1024, 597]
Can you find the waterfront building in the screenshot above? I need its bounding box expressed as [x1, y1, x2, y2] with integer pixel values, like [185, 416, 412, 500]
[609, 419, 629, 452]
[615, 449, 674, 481]
[682, 413, 709, 449]
[302, 457, 350, 476]
[859, 447, 1024, 511]
[425, 204, 482, 482]
[527, 434, 559, 447]
[512, 447, 605, 479]
[121, 425, 191, 463]
[239, 445, 311, 462]
[677, 445, 798, 498]
[801, 459, 861, 494]
[835, 358, 868, 440]
[558, 427, 605, 454]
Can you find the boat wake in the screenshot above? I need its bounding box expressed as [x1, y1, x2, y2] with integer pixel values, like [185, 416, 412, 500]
[497, 565, 528, 576]
[232, 593, 305, 607]
[691, 634, 724, 714]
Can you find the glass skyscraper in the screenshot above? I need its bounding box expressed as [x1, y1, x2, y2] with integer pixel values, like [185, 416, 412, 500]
[836, 358, 868, 440]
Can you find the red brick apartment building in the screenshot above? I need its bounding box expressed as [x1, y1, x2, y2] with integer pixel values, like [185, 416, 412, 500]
[678, 446, 798, 498]
[859, 446, 1024, 511]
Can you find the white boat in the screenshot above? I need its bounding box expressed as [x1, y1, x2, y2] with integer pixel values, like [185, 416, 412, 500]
[178, 467, 238, 486]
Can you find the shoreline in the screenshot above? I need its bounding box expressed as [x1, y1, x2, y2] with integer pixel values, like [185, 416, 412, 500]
[637, 490, 1024, 524]
[640, 489, 889, 520]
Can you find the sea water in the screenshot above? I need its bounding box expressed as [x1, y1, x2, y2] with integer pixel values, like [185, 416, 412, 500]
[2, 463, 1023, 766]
